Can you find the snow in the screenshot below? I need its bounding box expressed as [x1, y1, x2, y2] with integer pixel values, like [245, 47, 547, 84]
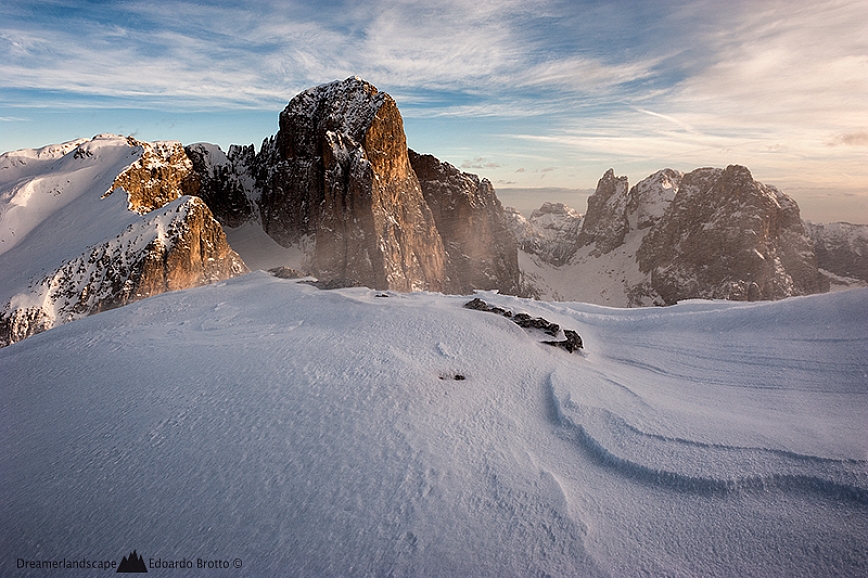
[520, 231, 651, 306]
[224, 222, 313, 272]
[2, 273, 865, 577]
[0, 136, 144, 299]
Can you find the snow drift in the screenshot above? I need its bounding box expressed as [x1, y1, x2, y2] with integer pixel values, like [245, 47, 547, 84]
[2, 273, 865, 577]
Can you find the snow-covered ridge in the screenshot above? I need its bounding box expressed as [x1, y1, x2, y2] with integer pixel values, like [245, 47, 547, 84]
[0, 134, 246, 347]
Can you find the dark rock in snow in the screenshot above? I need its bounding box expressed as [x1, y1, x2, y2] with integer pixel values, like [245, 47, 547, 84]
[268, 266, 304, 279]
[543, 330, 583, 353]
[463, 298, 582, 352]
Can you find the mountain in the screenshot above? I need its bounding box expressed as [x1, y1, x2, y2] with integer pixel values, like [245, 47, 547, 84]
[409, 150, 524, 295]
[805, 221, 868, 288]
[191, 77, 526, 295]
[505, 202, 584, 267]
[0, 135, 247, 347]
[2, 272, 865, 576]
[252, 77, 447, 291]
[510, 166, 831, 305]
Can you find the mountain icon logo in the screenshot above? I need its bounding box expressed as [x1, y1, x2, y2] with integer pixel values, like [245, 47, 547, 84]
[117, 550, 147, 573]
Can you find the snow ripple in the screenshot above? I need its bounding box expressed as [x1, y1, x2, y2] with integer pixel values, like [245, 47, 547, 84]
[547, 374, 868, 503]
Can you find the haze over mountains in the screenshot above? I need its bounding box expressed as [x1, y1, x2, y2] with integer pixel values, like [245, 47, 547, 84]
[1, 77, 866, 346]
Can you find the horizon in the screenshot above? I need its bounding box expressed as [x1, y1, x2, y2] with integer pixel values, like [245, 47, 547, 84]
[2, 0, 866, 224]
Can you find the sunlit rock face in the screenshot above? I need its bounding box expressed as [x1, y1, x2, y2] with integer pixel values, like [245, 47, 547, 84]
[106, 137, 201, 214]
[253, 77, 447, 292]
[409, 150, 524, 295]
[0, 136, 247, 348]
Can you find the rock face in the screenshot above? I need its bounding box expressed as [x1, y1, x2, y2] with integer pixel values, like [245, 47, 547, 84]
[805, 221, 868, 284]
[576, 169, 630, 255]
[0, 135, 247, 347]
[185, 143, 256, 227]
[196, 77, 523, 295]
[105, 137, 201, 214]
[409, 150, 523, 295]
[634, 165, 826, 304]
[252, 77, 446, 292]
[504, 203, 583, 267]
[515, 165, 829, 305]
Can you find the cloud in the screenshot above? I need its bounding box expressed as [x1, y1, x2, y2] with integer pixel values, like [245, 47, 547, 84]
[828, 132, 868, 147]
[461, 157, 501, 169]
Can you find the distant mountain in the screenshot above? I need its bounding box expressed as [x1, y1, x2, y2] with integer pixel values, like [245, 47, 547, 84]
[804, 221, 868, 288]
[0, 135, 247, 347]
[509, 166, 833, 305]
[505, 202, 584, 267]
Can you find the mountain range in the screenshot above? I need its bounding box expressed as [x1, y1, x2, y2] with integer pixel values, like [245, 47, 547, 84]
[1, 76, 866, 346]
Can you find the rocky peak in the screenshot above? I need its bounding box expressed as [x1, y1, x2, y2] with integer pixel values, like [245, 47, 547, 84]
[626, 168, 682, 230]
[636, 165, 826, 303]
[255, 77, 446, 291]
[577, 168, 630, 255]
[409, 150, 524, 295]
[505, 203, 583, 267]
[185, 142, 256, 227]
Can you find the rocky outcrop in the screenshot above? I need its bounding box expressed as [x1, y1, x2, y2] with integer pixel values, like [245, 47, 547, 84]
[1, 196, 247, 346]
[185, 143, 256, 227]
[504, 203, 583, 266]
[252, 77, 446, 291]
[805, 221, 868, 283]
[105, 137, 201, 213]
[463, 297, 583, 353]
[409, 150, 524, 295]
[577, 169, 630, 255]
[635, 165, 827, 304]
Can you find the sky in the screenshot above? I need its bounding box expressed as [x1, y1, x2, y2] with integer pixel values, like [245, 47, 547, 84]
[1, 0, 866, 223]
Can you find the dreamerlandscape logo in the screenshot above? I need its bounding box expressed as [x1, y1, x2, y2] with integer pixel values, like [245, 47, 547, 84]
[15, 550, 243, 573]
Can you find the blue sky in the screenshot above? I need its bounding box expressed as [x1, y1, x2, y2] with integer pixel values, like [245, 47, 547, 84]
[1, 0, 866, 222]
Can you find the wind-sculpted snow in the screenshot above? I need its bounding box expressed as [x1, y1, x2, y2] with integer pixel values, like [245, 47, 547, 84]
[548, 375, 868, 502]
[1, 277, 866, 576]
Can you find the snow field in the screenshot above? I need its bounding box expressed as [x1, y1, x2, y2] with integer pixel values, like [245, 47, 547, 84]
[1, 274, 866, 576]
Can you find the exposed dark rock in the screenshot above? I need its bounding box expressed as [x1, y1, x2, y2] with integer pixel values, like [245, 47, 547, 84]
[512, 312, 560, 336]
[409, 150, 524, 295]
[268, 266, 304, 279]
[300, 278, 364, 290]
[463, 297, 582, 352]
[543, 330, 584, 353]
[185, 143, 256, 227]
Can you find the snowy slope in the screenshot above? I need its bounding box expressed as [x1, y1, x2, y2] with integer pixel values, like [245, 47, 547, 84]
[0, 135, 245, 346]
[2, 274, 865, 577]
